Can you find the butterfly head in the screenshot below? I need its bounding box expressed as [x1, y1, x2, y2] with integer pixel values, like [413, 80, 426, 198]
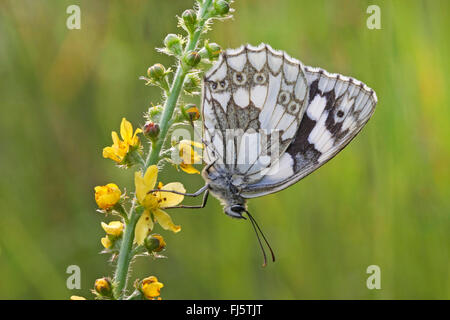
[224, 204, 247, 219]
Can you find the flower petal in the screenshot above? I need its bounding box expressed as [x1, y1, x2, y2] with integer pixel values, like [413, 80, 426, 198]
[134, 172, 147, 204]
[111, 131, 120, 146]
[120, 118, 133, 143]
[134, 210, 154, 245]
[131, 128, 143, 146]
[102, 147, 121, 162]
[153, 208, 181, 233]
[101, 221, 124, 236]
[180, 162, 200, 174]
[158, 182, 186, 207]
[135, 166, 158, 205]
[144, 165, 158, 190]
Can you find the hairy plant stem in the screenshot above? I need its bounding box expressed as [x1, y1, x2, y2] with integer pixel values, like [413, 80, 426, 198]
[145, 0, 213, 168]
[113, 203, 141, 299]
[112, 0, 213, 299]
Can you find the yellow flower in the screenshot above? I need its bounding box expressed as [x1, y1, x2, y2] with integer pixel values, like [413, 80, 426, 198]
[94, 183, 121, 210]
[101, 221, 124, 236]
[101, 236, 112, 249]
[134, 166, 184, 245]
[141, 276, 164, 299]
[103, 118, 142, 163]
[178, 140, 203, 174]
[70, 295, 86, 300]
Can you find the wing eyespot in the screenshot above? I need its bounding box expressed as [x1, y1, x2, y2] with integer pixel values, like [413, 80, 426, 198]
[287, 101, 300, 114]
[233, 72, 247, 85]
[253, 72, 267, 85]
[278, 91, 291, 105]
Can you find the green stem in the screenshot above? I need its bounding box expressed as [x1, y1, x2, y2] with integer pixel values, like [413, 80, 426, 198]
[113, 0, 214, 300]
[145, 0, 213, 168]
[113, 205, 142, 299]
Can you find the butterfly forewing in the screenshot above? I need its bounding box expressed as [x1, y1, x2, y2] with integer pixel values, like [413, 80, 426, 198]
[202, 44, 309, 185]
[241, 65, 377, 198]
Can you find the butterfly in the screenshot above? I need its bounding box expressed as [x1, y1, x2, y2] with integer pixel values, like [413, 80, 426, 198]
[154, 44, 377, 266]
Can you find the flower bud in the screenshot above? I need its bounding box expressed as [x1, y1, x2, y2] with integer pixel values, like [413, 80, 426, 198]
[94, 277, 113, 297]
[183, 51, 201, 68]
[164, 34, 182, 56]
[198, 47, 209, 60]
[146, 105, 163, 121]
[182, 103, 200, 121]
[147, 63, 165, 80]
[213, 0, 230, 15]
[101, 236, 112, 249]
[144, 234, 166, 253]
[183, 74, 200, 94]
[205, 42, 222, 59]
[143, 122, 160, 140]
[182, 9, 197, 33]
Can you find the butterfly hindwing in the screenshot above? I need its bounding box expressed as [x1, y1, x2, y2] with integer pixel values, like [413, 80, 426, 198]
[202, 44, 309, 184]
[241, 65, 377, 198]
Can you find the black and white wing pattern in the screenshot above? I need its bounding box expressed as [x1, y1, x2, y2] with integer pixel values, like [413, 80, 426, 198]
[202, 44, 309, 185]
[241, 66, 377, 198]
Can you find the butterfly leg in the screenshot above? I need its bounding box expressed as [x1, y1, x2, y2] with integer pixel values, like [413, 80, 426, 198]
[163, 189, 209, 210]
[146, 184, 209, 197]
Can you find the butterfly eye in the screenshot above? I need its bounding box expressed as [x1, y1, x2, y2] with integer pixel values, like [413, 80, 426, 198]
[253, 72, 266, 84]
[336, 110, 345, 118]
[278, 91, 291, 105]
[287, 101, 300, 114]
[219, 79, 228, 89]
[233, 72, 247, 85]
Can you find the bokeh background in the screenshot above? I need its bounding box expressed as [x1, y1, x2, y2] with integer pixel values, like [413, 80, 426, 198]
[0, 0, 448, 299]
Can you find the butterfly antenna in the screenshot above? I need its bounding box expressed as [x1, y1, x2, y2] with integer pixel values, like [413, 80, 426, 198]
[245, 210, 276, 267]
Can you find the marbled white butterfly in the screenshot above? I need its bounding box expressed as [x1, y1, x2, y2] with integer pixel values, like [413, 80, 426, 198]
[156, 44, 377, 265]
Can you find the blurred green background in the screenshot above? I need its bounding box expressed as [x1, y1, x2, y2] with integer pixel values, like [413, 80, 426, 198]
[0, 0, 449, 299]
